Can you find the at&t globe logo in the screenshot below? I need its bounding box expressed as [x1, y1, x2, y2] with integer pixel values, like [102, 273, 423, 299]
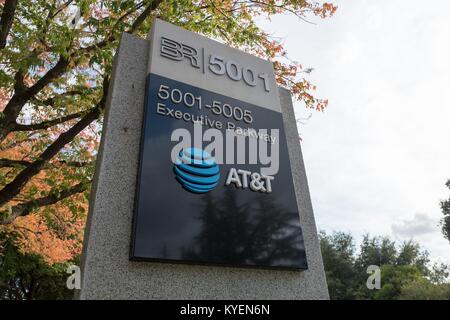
[174, 148, 220, 193]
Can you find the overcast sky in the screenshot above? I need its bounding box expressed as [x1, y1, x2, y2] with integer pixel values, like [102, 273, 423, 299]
[261, 0, 450, 264]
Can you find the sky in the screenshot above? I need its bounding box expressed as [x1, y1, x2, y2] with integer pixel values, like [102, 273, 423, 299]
[260, 0, 450, 264]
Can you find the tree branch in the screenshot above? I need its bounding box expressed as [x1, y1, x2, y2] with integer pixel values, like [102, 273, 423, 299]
[81, 0, 163, 54]
[0, 0, 18, 49]
[13, 69, 26, 95]
[50, 0, 75, 20]
[22, 56, 70, 104]
[0, 77, 108, 208]
[1, 0, 163, 141]
[129, 0, 164, 33]
[1, 56, 70, 141]
[2, 180, 90, 224]
[0, 158, 92, 168]
[13, 110, 85, 131]
[32, 89, 87, 107]
[0, 158, 30, 168]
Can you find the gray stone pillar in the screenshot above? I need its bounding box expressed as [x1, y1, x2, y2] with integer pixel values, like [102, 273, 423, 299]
[77, 32, 329, 300]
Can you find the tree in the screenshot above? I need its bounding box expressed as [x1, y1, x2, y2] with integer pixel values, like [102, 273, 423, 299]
[396, 240, 429, 274]
[320, 231, 449, 300]
[372, 264, 422, 300]
[440, 179, 450, 243]
[0, 0, 337, 266]
[355, 234, 398, 270]
[399, 278, 450, 300]
[319, 231, 358, 299]
[0, 230, 74, 299]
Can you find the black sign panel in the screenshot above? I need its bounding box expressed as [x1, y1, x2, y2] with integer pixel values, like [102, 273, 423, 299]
[130, 73, 307, 270]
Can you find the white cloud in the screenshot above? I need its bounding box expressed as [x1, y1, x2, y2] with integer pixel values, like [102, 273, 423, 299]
[392, 213, 437, 238]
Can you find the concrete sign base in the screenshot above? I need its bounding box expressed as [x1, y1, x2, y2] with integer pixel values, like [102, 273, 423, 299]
[76, 33, 329, 300]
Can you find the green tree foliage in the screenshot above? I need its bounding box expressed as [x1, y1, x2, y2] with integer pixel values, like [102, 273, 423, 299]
[320, 231, 450, 300]
[0, 231, 73, 299]
[399, 278, 450, 300]
[319, 231, 357, 299]
[440, 180, 450, 243]
[372, 265, 422, 300]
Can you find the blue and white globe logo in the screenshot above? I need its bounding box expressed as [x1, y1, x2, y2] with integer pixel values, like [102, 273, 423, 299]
[174, 148, 220, 194]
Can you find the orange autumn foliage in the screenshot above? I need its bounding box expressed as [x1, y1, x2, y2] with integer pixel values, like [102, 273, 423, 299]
[1, 132, 88, 264]
[7, 204, 85, 264]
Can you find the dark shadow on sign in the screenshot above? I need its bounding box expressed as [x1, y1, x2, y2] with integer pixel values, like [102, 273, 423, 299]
[181, 188, 306, 267]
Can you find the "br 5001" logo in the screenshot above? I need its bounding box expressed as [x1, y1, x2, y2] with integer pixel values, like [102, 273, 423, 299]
[160, 37, 271, 92]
